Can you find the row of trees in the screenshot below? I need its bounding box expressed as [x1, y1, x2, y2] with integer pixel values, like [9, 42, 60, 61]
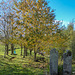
[0, 0, 75, 60]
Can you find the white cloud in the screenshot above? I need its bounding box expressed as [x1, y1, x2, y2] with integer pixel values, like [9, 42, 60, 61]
[63, 21, 69, 25]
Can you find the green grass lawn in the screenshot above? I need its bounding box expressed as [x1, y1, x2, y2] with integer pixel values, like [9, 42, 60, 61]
[0, 43, 75, 75]
[0, 45, 49, 75]
[0, 53, 46, 75]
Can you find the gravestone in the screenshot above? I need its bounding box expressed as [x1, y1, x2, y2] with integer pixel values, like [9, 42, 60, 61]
[63, 50, 72, 75]
[50, 48, 58, 75]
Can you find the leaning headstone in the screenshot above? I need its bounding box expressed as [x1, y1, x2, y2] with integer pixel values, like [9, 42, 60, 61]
[50, 48, 58, 75]
[63, 50, 72, 75]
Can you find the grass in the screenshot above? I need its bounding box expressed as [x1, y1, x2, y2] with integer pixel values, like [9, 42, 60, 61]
[0, 43, 75, 75]
[72, 64, 75, 73]
[0, 53, 46, 75]
[0, 44, 49, 75]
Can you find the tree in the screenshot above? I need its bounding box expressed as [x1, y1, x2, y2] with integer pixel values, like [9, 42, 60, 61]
[12, 0, 60, 61]
[71, 31, 75, 60]
[0, 0, 11, 56]
[0, 0, 17, 56]
[67, 22, 75, 60]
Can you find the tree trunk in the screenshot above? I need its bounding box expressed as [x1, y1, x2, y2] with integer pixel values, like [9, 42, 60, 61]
[26, 48, 27, 56]
[11, 43, 14, 55]
[23, 45, 25, 58]
[30, 50, 32, 55]
[21, 43, 22, 56]
[34, 45, 37, 61]
[34, 52, 37, 61]
[6, 44, 9, 55]
[30, 49, 33, 55]
[4, 44, 7, 58]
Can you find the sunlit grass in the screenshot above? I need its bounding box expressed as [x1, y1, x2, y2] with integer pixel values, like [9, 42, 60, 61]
[0, 44, 47, 75]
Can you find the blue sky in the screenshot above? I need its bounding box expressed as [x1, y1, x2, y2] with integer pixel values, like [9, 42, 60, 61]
[0, 0, 75, 28]
[47, 0, 75, 27]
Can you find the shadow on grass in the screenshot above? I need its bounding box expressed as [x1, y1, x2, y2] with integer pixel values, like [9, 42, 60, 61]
[0, 60, 44, 75]
[0, 57, 35, 75]
[0, 54, 45, 75]
[0, 63, 35, 75]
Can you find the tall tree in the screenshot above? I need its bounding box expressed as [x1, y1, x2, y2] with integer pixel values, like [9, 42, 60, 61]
[12, 0, 60, 61]
[0, 0, 11, 56]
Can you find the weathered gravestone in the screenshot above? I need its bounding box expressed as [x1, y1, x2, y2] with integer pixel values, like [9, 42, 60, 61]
[50, 48, 58, 75]
[63, 50, 72, 75]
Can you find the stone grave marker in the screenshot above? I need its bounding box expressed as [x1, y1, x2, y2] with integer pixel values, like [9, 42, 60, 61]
[50, 48, 58, 75]
[63, 50, 72, 75]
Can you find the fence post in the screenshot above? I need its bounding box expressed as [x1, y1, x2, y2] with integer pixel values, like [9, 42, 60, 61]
[63, 50, 72, 75]
[50, 48, 58, 75]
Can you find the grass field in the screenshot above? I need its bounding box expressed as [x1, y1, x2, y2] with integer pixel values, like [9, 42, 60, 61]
[0, 43, 75, 75]
[0, 43, 49, 75]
